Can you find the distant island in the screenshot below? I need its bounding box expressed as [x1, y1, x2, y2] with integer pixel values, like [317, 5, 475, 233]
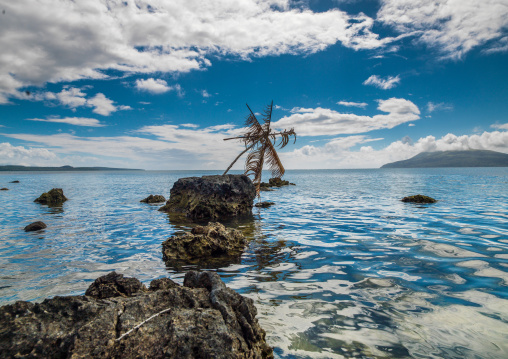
[381, 150, 508, 168]
[0, 165, 144, 171]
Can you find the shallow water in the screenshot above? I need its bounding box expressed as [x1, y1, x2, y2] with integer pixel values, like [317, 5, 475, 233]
[1, 168, 507, 358]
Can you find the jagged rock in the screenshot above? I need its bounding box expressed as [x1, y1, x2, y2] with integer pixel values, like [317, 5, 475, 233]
[254, 201, 275, 208]
[34, 188, 67, 205]
[159, 175, 256, 220]
[401, 194, 437, 204]
[140, 194, 166, 204]
[85, 272, 147, 299]
[0, 188, 8, 191]
[24, 221, 47, 232]
[162, 222, 247, 265]
[9, 180, 19, 183]
[260, 177, 295, 189]
[0, 271, 273, 359]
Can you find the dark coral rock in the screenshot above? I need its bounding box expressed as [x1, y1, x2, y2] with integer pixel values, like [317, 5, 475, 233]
[0, 188, 8, 191]
[254, 201, 275, 208]
[162, 222, 247, 265]
[9, 180, 20, 183]
[401, 194, 437, 204]
[34, 188, 68, 206]
[260, 177, 295, 188]
[24, 221, 47, 232]
[159, 174, 256, 220]
[85, 271, 147, 299]
[0, 271, 273, 358]
[140, 194, 166, 203]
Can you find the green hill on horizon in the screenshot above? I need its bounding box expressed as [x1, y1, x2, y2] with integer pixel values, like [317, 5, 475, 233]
[381, 150, 508, 168]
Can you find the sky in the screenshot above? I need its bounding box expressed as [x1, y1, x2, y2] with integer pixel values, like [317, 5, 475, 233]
[1, 0, 508, 170]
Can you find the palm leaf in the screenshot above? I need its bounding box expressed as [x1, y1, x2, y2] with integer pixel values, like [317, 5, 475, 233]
[264, 138, 285, 178]
[245, 142, 267, 195]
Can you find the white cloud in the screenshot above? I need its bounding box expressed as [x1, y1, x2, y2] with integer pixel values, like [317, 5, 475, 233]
[280, 130, 508, 169]
[0, 0, 398, 101]
[87, 93, 116, 116]
[337, 101, 368, 108]
[272, 98, 419, 136]
[491, 123, 508, 130]
[135, 78, 173, 94]
[377, 0, 508, 59]
[0, 142, 59, 166]
[201, 90, 211, 98]
[26, 117, 105, 127]
[363, 75, 400, 90]
[427, 102, 453, 113]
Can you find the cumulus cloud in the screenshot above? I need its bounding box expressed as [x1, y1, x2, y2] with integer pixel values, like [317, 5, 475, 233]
[0, 142, 59, 166]
[26, 117, 105, 127]
[491, 123, 508, 130]
[201, 90, 211, 98]
[0, 0, 398, 101]
[377, 0, 508, 59]
[280, 130, 508, 169]
[135, 78, 175, 94]
[36, 87, 128, 116]
[363, 75, 400, 90]
[337, 101, 368, 108]
[272, 98, 419, 136]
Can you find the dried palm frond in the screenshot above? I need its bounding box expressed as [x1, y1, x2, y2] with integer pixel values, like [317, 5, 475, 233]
[223, 101, 297, 196]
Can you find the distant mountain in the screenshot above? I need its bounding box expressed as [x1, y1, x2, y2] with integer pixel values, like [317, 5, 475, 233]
[0, 165, 144, 171]
[381, 150, 508, 168]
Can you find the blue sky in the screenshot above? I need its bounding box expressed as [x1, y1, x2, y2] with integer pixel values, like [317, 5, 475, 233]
[1, 0, 507, 170]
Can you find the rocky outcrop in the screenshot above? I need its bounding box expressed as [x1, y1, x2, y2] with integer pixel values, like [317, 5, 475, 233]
[0, 271, 272, 359]
[34, 188, 67, 206]
[401, 194, 437, 203]
[260, 177, 295, 189]
[159, 175, 256, 220]
[9, 180, 19, 183]
[24, 221, 47, 232]
[162, 222, 247, 266]
[140, 194, 166, 204]
[254, 201, 275, 208]
[0, 188, 8, 191]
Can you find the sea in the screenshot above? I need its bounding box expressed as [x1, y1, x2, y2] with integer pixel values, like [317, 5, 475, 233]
[0, 168, 507, 358]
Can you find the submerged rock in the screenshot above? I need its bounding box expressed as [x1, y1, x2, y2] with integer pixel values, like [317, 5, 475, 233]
[24, 221, 47, 232]
[254, 201, 275, 208]
[140, 194, 166, 204]
[260, 177, 295, 189]
[9, 180, 20, 183]
[159, 175, 256, 220]
[34, 188, 67, 206]
[401, 194, 437, 204]
[162, 222, 247, 265]
[0, 271, 273, 359]
[0, 188, 8, 191]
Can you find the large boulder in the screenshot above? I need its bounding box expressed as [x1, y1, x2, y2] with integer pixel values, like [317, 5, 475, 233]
[24, 221, 47, 232]
[34, 188, 67, 206]
[162, 222, 247, 266]
[159, 175, 256, 220]
[0, 271, 273, 359]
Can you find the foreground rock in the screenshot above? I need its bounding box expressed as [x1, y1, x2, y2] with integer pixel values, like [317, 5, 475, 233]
[401, 194, 437, 204]
[140, 194, 166, 204]
[260, 177, 295, 189]
[162, 222, 247, 266]
[24, 221, 47, 232]
[0, 271, 273, 359]
[254, 201, 275, 208]
[34, 188, 67, 205]
[159, 175, 256, 220]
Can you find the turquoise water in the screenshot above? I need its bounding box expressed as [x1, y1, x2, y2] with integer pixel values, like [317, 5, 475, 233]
[1, 168, 507, 358]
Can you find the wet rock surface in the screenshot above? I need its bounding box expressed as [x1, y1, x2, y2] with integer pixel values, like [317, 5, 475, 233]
[254, 201, 275, 208]
[0, 271, 273, 359]
[401, 194, 437, 203]
[0, 188, 8, 191]
[24, 221, 47, 232]
[260, 178, 295, 189]
[159, 175, 256, 220]
[162, 222, 247, 266]
[141, 194, 166, 204]
[34, 188, 68, 206]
